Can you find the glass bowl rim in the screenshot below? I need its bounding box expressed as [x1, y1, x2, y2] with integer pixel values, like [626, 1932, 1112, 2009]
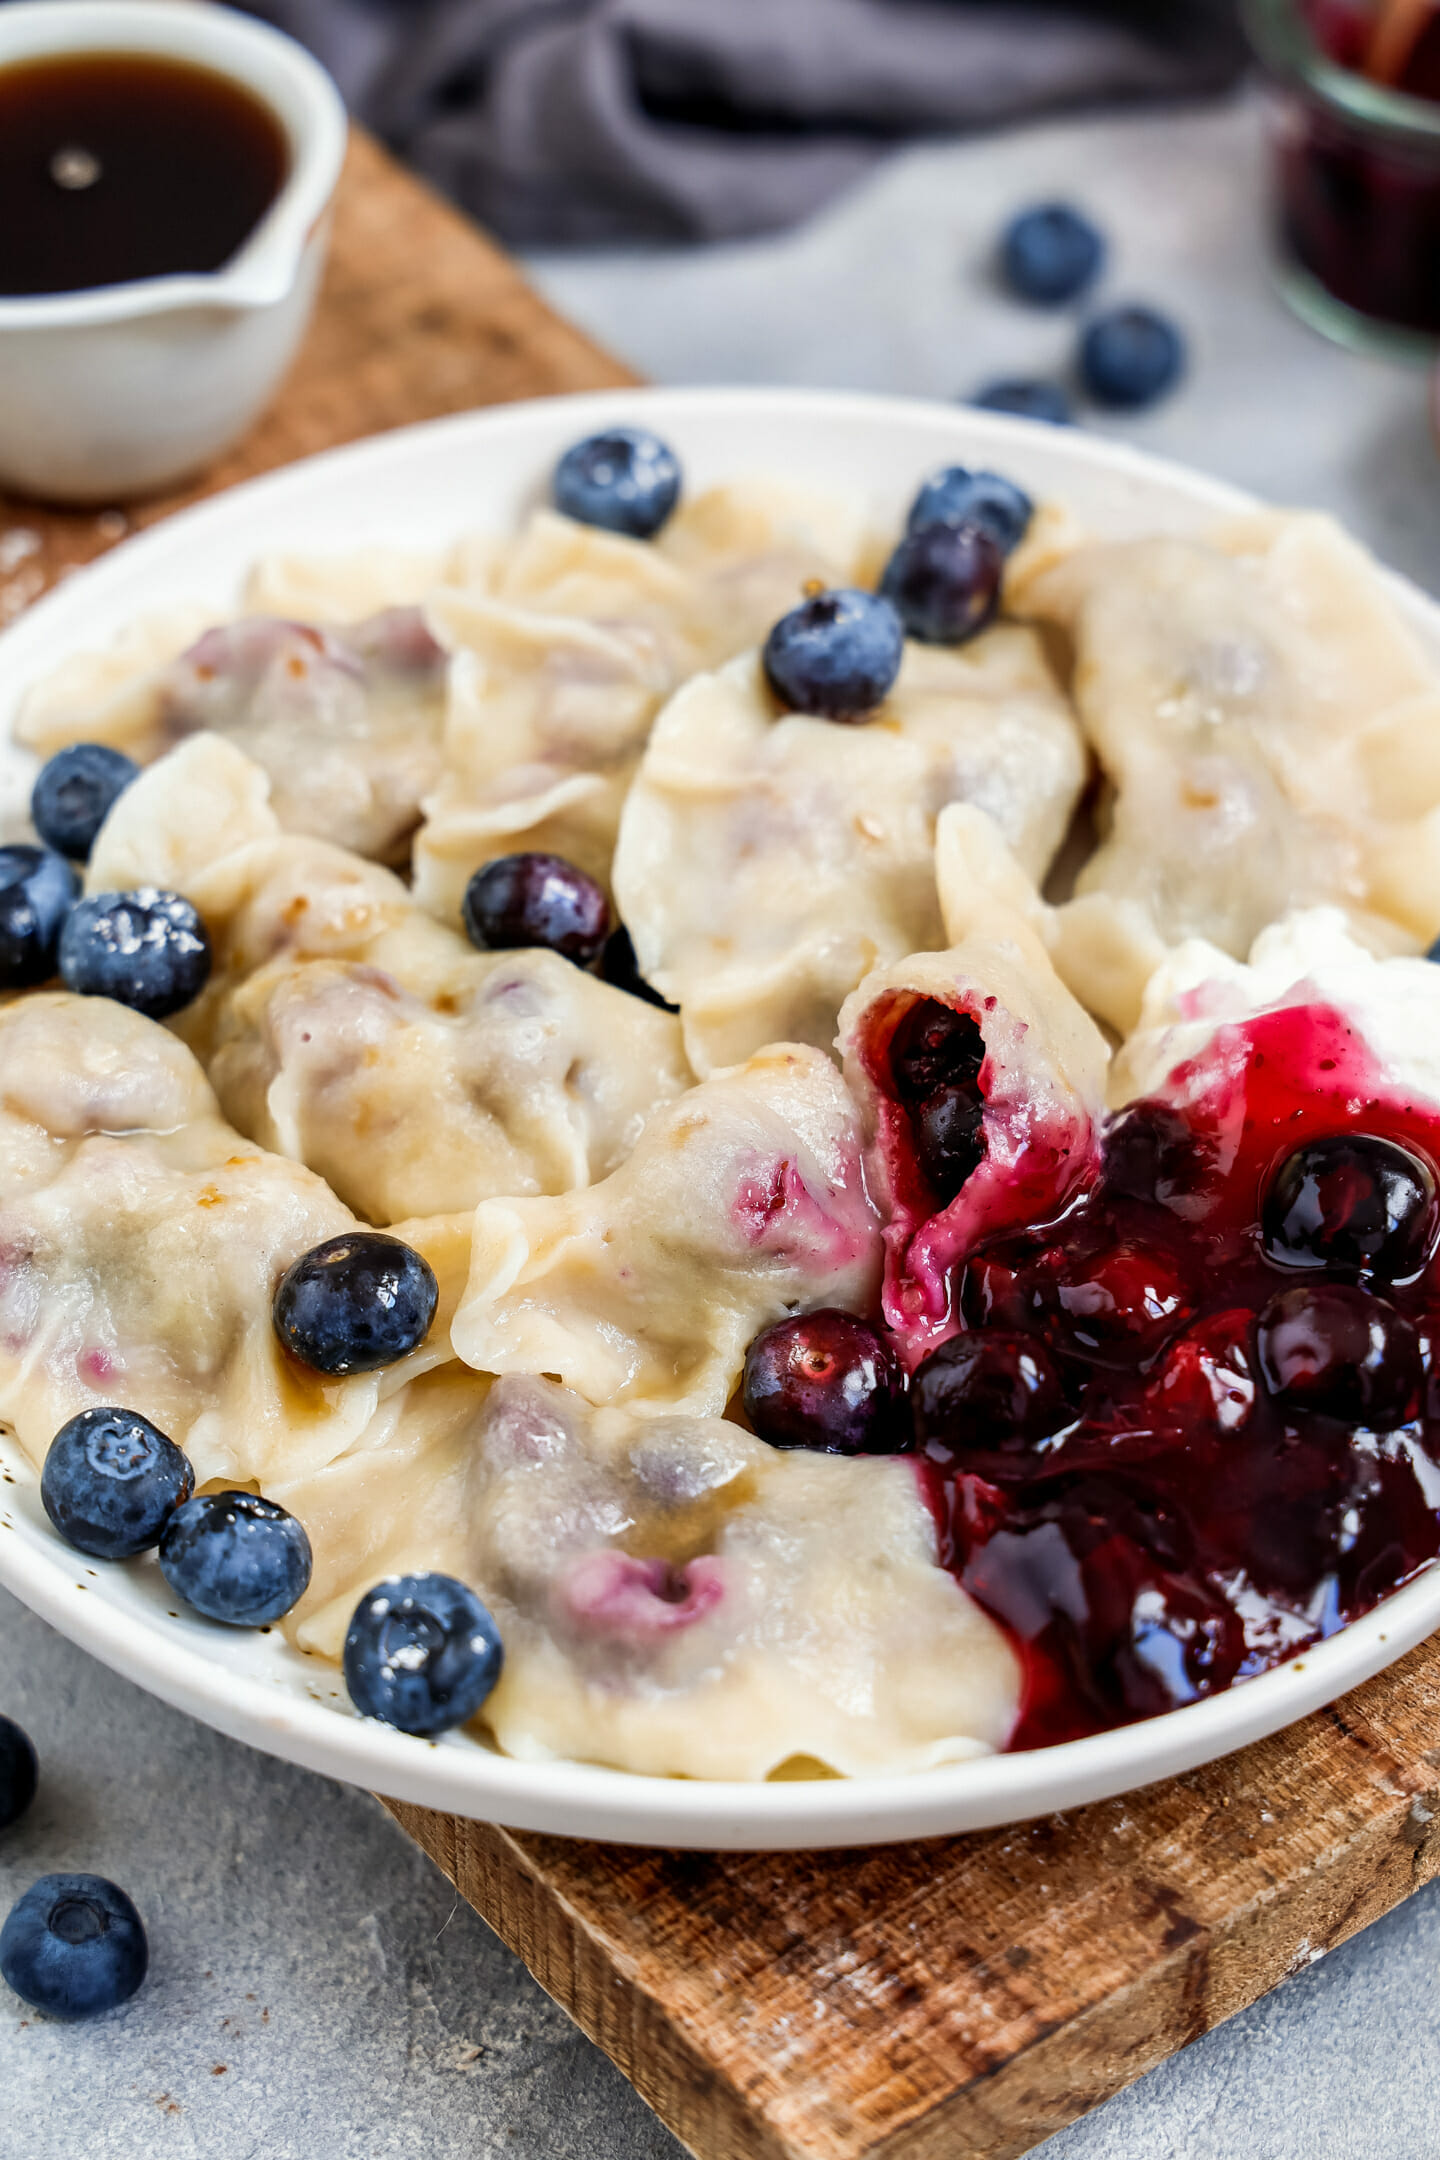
[1242, 0, 1440, 145]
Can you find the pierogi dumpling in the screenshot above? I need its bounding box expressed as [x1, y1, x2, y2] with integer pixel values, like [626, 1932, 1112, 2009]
[1012, 510, 1440, 1032]
[611, 631, 1085, 1076]
[272, 1370, 1019, 1780]
[90, 736, 691, 1225]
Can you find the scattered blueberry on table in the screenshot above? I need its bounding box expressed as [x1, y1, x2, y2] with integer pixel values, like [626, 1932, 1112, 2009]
[552, 425, 681, 539]
[0, 843, 78, 989]
[344, 1571, 504, 1736]
[905, 465, 1033, 556]
[41, 1407, 194, 1562]
[58, 887, 211, 1019]
[0, 1873, 147, 2020]
[273, 1230, 439, 1376]
[462, 851, 610, 969]
[1078, 304, 1187, 410]
[158, 1490, 312, 1627]
[969, 379, 1073, 425]
[1000, 202, 1105, 306]
[742, 1310, 909, 1456]
[880, 523, 1003, 647]
[30, 743, 139, 862]
[762, 587, 904, 721]
[0, 1716, 36, 1832]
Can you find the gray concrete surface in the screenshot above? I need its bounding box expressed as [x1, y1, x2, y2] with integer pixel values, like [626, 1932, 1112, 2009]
[6, 86, 1440, 2160]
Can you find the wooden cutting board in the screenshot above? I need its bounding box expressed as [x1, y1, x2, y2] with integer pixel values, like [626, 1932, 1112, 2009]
[8, 123, 1440, 2160]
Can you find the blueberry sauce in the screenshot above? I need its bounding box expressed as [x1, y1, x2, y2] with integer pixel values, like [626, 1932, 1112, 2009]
[863, 997, 1440, 1750]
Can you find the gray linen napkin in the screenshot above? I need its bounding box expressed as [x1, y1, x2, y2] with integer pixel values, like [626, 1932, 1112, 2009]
[241, 0, 1246, 245]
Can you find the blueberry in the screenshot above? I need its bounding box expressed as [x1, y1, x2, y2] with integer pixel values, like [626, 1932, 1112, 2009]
[0, 844, 78, 988]
[274, 1231, 438, 1376]
[742, 1309, 909, 1456]
[30, 744, 139, 862]
[1255, 1283, 1421, 1426]
[600, 924, 678, 1010]
[0, 1717, 36, 1831]
[911, 1331, 1069, 1472]
[158, 1490, 312, 1626]
[905, 466, 1033, 556]
[1, 1873, 147, 2020]
[462, 852, 610, 969]
[1078, 306, 1186, 410]
[762, 588, 904, 722]
[1262, 1135, 1435, 1282]
[970, 380, 1072, 425]
[914, 1083, 987, 1202]
[880, 523, 1002, 646]
[1000, 203, 1106, 306]
[552, 426, 680, 539]
[344, 1571, 504, 1737]
[41, 1407, 194, 1562]
[888, 999, 986, 1103]
[1428, 933, 1440, 963]
[58, 887, 211, 1020]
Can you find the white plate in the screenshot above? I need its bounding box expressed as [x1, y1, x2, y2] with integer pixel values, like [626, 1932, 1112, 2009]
[2, 385, 1438, 1851]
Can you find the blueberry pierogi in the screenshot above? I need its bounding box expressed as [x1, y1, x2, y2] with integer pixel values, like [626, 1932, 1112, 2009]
[11, 428, 1440, 1780]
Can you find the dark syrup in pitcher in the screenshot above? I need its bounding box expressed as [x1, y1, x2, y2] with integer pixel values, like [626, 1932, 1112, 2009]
[0, 51, 289, 298]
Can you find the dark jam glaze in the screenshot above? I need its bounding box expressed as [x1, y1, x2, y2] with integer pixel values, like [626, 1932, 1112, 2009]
[877, 997, 1440, 1751]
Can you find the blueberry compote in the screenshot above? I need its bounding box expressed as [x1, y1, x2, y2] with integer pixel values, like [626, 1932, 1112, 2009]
[883, 999, 1440, 1750]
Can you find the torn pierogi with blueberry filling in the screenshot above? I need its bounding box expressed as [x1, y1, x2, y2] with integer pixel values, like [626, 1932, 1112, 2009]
[1011, 509, 1440, 1033]
[89, 734, 690, 1226]
[18, 419, 1440, 1781]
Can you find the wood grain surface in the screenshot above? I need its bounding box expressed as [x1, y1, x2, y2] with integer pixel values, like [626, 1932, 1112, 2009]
[6, 118, 1438, 2160]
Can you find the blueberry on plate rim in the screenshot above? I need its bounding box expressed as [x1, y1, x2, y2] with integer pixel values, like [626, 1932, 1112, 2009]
[462, 851, 610, 969]
[1, 1872, 147, 2020]
[274, 1230, 439, 1376]
[0, 1716, 36, 1833]
[905, 465, 1033, 557]
[41, 1406, 194, 1562]
[30, 743, 139, 862]
[762, 587, 904, 722]
[1078, 305, 1186, 410]
[880, 522, 1003, 647]
[344, 1570, 504, 1736]
[0, 843, 78, 989]
[742, 1309, 909, 1456]
[1000, 202, 1106, 307]
[552, 425, 681, 540]
[58, 886, 211, 1019]
[970, 379, 1072, 425]
[159, 1489, 312, 1627]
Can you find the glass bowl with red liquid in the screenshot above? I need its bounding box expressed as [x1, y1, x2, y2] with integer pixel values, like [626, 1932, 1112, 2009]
[1244, 0, 1440, 353]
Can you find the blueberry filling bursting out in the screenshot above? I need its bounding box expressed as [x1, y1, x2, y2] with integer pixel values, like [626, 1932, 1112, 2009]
[862, 999, 1440, 1749]
[887, 998, 989, 1205]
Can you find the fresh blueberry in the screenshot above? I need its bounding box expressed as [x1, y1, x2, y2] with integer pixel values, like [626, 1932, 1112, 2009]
[600, 924, 678, 1010]
[1078, 306, 1186, 410]
[762, 588, 904, 722]
[462, 852, 610, 969]
[1262, 1135, 1435, 1282]
[41, 1407, 194, 1562]
[58, 887, 211, 1020]
[344, 1571, 504, 1737]
[0, 1718, 36, 1831]
[30, 744, 139, 862]
[911, 1331, 1069, 1473]
[0, 1873, 147, 2020]
[905, 466, 1033, 556]
[158, 1490, 312, 1626]
[1255, 1283, 1421, 1426]
[880, 523, 1003, 646]
[552, 426, 681, 540]
[274, 1231, 438, 1376]
[1000, 203, 1106, 306]
[742, 1309, 909, 1456]
[0, 844, 78, 989]
[970, 379, 1072, 425]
